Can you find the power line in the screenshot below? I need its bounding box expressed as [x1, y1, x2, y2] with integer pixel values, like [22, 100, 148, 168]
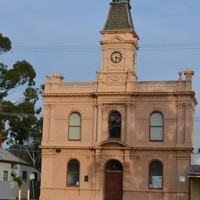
[9, 42, 200, 52]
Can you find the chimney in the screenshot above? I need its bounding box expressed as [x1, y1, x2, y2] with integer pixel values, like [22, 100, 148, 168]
[0, 135, 3, 149]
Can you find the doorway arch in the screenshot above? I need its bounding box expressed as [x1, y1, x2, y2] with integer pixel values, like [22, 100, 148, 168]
[105, 160, 123, 200]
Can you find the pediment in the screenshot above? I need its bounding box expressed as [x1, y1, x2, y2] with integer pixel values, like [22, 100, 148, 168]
[108, 35, 124, 43]
[95, 140, 130, 149]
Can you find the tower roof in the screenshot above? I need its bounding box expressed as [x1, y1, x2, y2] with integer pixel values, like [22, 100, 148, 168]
[103, 0, 134, 30]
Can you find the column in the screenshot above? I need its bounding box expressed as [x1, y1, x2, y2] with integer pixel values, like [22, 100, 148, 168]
[125, 103, 131, 142]
[93, 104, 98, 142]
[177, 103, 183, 145]
[97, 104, 102, 142]
[49, 105, 56, 143]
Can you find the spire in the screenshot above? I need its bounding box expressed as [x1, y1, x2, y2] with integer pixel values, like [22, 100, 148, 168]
[103, 0, 134, 30]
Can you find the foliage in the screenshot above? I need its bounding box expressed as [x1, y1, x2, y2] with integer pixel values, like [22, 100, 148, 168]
[0, 33, 42, 168]
[0, 61, 36, 99]
[0, 33, 11, 55]
[13, 176, 23, 187]
[9, 117, 43, 170]
[2, 87, 41, 145]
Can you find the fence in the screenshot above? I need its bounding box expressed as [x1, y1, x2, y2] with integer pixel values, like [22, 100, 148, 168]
[0, 180, 40, 200]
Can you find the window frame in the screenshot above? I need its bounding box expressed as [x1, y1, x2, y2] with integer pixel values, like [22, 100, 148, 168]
[149, 160, 163, 189]
[22, 170, 27, 181]
[149, 112, 164, 141]
[3, 171, 8, 181]
[67, 159, 80, 187]
[108, 110, 122, 139]
[68, 112, 81, 141]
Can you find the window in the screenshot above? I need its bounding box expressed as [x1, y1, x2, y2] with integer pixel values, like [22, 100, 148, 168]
[32, 172, 38, 181]
[22, 171, 27, 181]
[3, 171, 8, 181]
[69, 112, 81, 140]
[149, 161, 163, 189]
[67, 159, 80, 186]
[150, 112, 163, 141]
[108, 111, 121, 139]
[105, 160, 123, 171]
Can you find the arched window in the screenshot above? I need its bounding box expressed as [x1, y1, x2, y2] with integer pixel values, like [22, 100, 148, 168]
[108, 111, 121, 139]
[69, 112, 81, 140]
[149, 160, 163, 189]
[150, 112, 163, 141]
[67, 159, 80, 186]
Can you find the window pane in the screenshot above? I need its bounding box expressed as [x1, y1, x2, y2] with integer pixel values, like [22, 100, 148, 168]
[67, 160, 79, 186]
[22, 171, 27, 181]
[110, 126, 121, 138]
[150, 161, 162, 174]
[106, 160, 123, 170]
[3, 171, 8, 181]
[68, 160, 79, 171]
[109, 111, 121, 138]
[109, 112, 121, 125]
[69, 127, 80, 140]
[150, 176, 162, 188]
[149, 161, 163, 189]
[69, 113, 81, 140]
[151, 113, 163, 126]
[70, 113, 81, 126]
[150, 127, 163, 140]
[67, 173, 79, 185]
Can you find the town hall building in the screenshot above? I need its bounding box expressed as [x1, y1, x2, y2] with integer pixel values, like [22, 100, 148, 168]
[40, 0, 197, 200]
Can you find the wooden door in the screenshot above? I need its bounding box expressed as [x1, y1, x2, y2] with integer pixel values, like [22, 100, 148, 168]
[105, 160, 123, 200]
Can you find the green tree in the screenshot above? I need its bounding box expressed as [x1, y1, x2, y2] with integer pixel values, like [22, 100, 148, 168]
[0, 33, 42, 168]
[0, 33, 11, 55]
[8, 116, 43, 170]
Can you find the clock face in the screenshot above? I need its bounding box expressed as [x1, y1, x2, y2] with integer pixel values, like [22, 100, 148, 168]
[110, 51, 122, 63]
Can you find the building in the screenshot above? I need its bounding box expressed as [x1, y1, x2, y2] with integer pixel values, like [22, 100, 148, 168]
[188, 153, 200, 200]
[0, 135, 40, 199]
[40, 0, 198, 200]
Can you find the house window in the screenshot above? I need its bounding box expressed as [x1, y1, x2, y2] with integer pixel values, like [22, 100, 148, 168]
[69, 112, 81, 140]
[3, 171, 8, 181]
[22, 171, 27, 181]
[149, 160, 163, 189]
[108, 111, 121, 139]
[150, 112, 163, 141]
[67, 159, 80, 186]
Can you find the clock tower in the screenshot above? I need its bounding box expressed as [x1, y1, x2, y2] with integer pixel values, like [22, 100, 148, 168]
[96, 0, 139, 91]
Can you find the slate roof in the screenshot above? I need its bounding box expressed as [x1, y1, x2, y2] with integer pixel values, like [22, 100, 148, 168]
[0, 148, 28, 165]
[103, 1, 134, 30]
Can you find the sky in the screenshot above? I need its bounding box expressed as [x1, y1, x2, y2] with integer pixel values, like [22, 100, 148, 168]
[1, 0, 200, 150]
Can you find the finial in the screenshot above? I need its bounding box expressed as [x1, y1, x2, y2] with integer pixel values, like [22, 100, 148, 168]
[178, 71, 182, 80]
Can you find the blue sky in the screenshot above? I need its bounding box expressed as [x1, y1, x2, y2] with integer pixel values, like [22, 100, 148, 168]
[1, 0, 200, 150]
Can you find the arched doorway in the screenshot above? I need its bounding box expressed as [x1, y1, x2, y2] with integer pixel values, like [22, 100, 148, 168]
[105, 160, 123, 200]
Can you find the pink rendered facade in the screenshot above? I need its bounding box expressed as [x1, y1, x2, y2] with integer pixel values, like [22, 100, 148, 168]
[40, 1, 197, 200]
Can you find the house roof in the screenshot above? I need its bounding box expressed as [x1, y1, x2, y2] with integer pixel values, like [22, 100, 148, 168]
[187, 165, 200, 177]
[103, 1, 134, 30]
[0, 149, 29, 165]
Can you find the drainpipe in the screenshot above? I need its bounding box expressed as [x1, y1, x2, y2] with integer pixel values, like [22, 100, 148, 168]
[0, 134, 3, 149]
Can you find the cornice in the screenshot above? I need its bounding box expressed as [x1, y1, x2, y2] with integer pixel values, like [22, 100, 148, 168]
[40, 145, 193, 152]
[42, 91, 196, 98]
[41, 93, 91, 98]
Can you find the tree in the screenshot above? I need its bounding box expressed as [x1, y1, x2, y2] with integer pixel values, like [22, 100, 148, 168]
[0, 33, 11, 55]
[8, 116, 43, 169]
[0, 33, 42, 168]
